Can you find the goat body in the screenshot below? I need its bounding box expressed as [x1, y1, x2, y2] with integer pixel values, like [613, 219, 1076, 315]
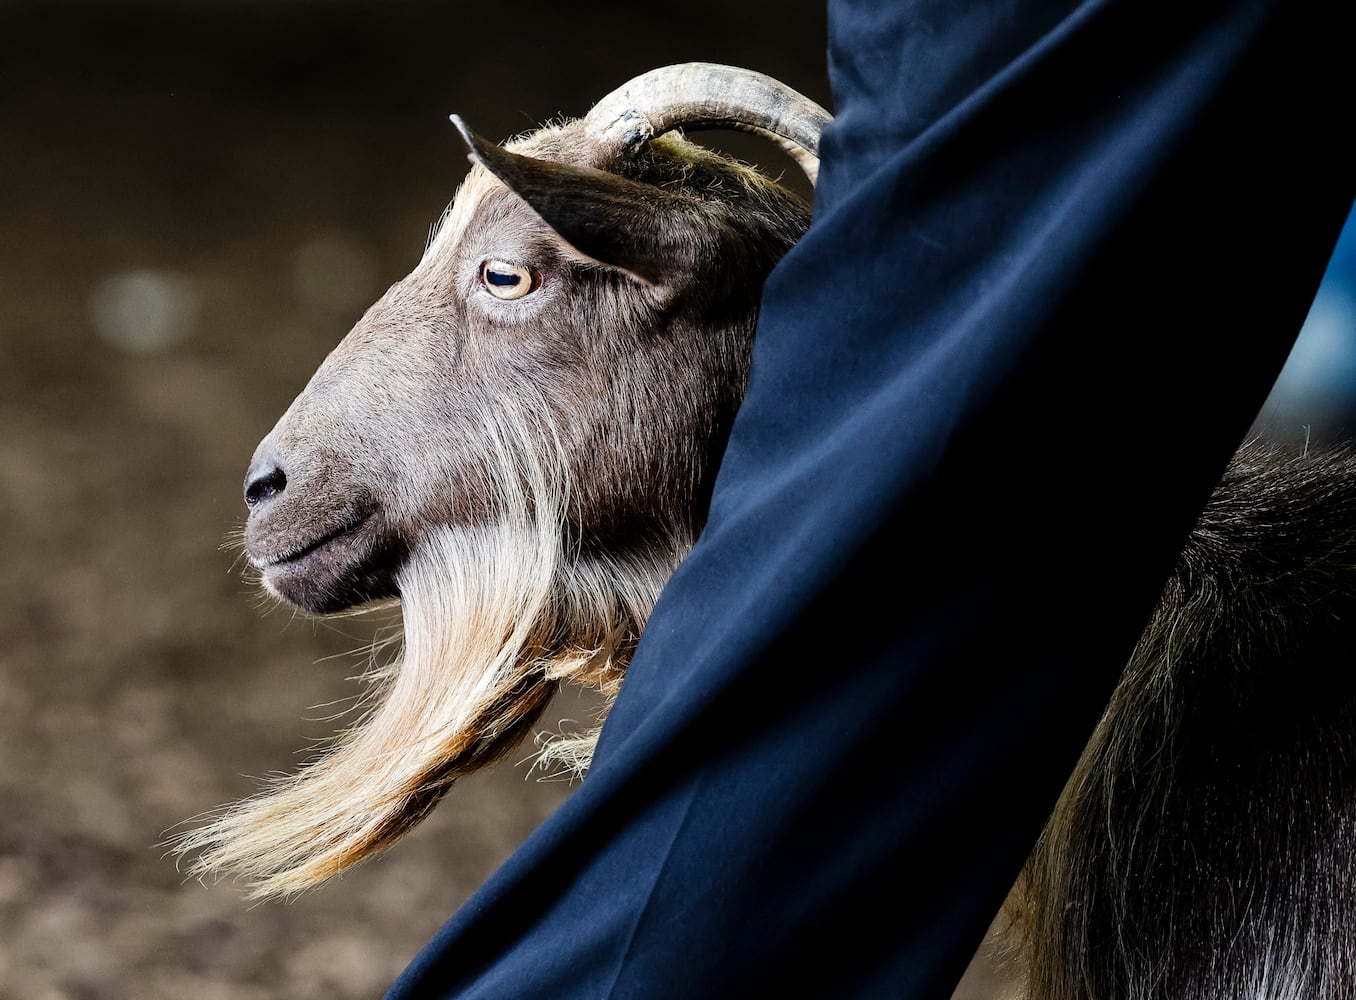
[1009, 441, 1356, 999]
[175, 63, 1356, 1000]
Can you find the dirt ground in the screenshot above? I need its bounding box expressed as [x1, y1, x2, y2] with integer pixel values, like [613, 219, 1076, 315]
[2, 3, 1350, 999]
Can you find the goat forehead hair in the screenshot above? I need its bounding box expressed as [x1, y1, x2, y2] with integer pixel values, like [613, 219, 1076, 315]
[422, 167, 504, 266]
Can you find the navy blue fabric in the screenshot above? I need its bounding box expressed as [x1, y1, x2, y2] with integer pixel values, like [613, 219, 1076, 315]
[388, 1, 1355, 997]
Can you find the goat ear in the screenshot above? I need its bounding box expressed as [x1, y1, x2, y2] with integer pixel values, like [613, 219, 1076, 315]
[451, 115, 692, 285]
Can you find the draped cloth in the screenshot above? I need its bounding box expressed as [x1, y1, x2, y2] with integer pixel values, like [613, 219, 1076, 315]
[388, 1, 1355, 996]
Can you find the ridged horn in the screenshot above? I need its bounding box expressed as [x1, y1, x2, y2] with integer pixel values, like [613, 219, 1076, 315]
[583, 62, 832, 185]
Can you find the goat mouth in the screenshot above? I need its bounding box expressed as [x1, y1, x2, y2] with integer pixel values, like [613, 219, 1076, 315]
[247, 510, 405, 614]
[249, 514, 371, 570]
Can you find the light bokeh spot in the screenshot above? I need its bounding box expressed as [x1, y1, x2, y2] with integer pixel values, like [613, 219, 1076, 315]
[89, 270, 201, 353]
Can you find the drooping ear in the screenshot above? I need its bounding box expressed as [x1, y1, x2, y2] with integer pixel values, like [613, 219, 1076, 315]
[451, 115, 697, 285]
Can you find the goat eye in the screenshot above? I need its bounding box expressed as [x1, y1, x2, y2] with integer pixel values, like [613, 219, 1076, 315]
[480, 259, 535, 300]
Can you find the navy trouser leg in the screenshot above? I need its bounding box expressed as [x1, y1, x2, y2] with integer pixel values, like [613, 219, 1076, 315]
[388, 1, 1355, 996]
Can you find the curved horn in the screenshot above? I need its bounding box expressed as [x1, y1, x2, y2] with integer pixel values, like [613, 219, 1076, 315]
[583, 63, 832, 185]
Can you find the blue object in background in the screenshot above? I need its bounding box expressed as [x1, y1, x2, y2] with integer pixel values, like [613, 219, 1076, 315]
[1256, 200, 1356, 445]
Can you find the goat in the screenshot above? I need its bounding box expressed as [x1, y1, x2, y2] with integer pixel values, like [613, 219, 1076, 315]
[174, 62, 1356, 1000]
[174, 63, 825, 899]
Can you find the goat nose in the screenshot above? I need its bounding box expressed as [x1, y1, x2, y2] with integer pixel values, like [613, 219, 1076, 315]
[244, 459, 287, 509]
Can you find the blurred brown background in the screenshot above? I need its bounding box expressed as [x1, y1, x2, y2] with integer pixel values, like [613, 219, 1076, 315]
[1, 2, 1351, 998]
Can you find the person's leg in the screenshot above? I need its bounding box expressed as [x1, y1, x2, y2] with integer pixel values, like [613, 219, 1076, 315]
[389, 2, 1355, 996]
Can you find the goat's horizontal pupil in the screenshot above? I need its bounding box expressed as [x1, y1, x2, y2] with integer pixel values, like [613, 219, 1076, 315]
[481, 260, 533, 300]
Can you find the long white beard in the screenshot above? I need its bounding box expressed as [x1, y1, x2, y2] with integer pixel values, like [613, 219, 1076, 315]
[171, 519, 563, 899]
[171, 403, 688, 899]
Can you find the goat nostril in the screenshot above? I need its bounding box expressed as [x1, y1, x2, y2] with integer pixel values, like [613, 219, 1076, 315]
[244, 464, 287, 509]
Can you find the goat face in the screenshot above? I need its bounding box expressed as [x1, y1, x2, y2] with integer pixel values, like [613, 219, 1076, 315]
[243, 126, 808, 616]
